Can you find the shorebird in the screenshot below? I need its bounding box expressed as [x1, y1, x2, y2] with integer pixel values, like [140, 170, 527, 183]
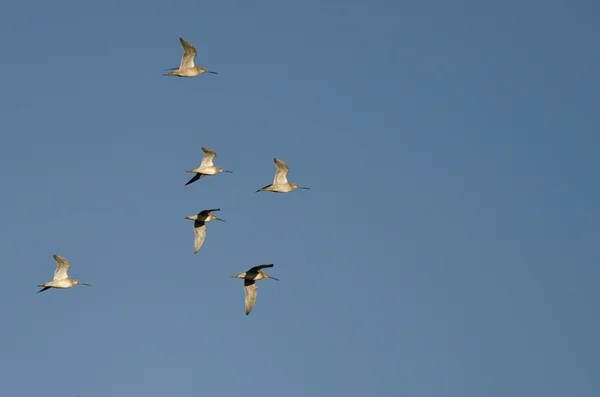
[185, 208, 225, 254]
[185, 147, 232, 186]
[163, 37, 217, 77]
[37, 254, 91, 293]
[256, 158, 309, 193]
[232, 264, 279, 315]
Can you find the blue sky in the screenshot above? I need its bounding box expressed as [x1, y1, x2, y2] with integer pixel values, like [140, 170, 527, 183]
[0, 0, 598, 396]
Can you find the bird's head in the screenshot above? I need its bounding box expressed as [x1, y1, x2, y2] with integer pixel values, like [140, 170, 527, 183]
[261, 272, 279, 281]
[210, 214, 225, 222]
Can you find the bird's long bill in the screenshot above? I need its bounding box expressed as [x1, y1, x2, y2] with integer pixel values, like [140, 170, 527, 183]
[204, 69, 218, 74]
[214, 217, 225, 222]
[269, 276, 280, 281]
[297, 185, 310, 190]
[79, 282, 91, 286]
[223, 169, 233, 173]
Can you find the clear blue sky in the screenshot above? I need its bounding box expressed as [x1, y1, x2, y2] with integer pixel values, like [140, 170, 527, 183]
[0, 1, 598, 396]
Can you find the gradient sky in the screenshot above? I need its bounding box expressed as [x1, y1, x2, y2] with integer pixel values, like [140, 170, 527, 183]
[0, 1, 598, 396]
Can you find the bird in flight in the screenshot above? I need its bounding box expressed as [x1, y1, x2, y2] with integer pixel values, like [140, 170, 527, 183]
[256, 158, 309, 193]
[232, 264, 279, 315]
[185, 208, 225, 254]
[37, 254, 91, 293]
[185, 147, 232, 186]
[163, 37, 218, 77]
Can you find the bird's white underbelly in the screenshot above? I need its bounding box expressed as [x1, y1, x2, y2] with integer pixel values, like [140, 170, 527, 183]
[51, 279, 73, 288]
[179, 68, 200, 77]
[272, 184, 292, 192]
[198, 166, 218, 175]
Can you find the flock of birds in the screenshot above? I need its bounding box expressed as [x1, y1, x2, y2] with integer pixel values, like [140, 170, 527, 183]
[37, 37, 309, 316]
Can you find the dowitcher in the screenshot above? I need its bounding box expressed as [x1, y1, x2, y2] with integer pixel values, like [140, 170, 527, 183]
[185, 147, 232, 186]
[163, 37, 217, 77]
[185, 208, 225, 254]
[232, 264, 279, 315]
[256, 158, 309, 193]
[37, 254, 91, 293]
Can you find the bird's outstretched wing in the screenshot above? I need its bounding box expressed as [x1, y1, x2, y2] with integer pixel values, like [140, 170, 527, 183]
[255, 184, 272, 193]
[199, 208, 220, 216]
[244, 280, 258, 315]
[179, 37, 197, 69]
[53, 254, 71, 281]
[200, 147, 217, 168]
[248, 264, 274, 273]
[185, 173, 205, 186]
[273, 158, 290, 184]
[193, 222, 207, 254]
